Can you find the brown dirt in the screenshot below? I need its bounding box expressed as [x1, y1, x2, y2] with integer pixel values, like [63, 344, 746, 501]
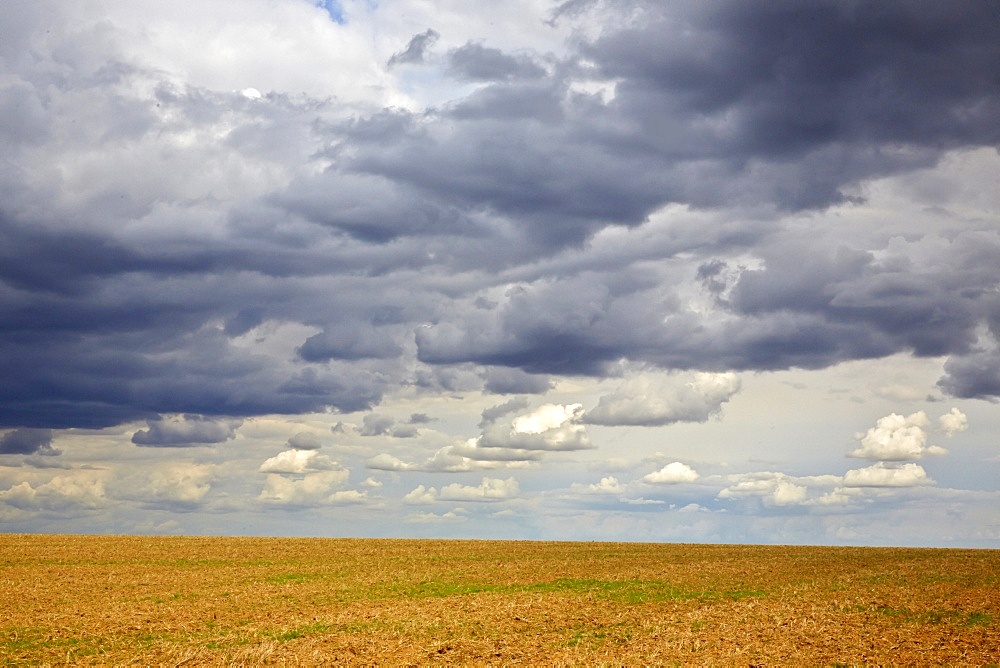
[1, 535, 997, 665]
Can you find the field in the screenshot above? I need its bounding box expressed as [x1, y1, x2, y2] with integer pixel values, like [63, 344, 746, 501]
[1, 535, 998, 665]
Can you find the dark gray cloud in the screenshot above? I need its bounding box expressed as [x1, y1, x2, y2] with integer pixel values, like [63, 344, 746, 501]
[447, 43, 546, 81]
[416, 228, 1000, 379]
[939, 346, 1000, 401]
[479, 398, 531, 429]
[586, 1, 1000, 152]
[387, 29, 440, 68]
[482, 367, 552, 395]
[132, 415, 242, 447]
[298, 322, 404, 362]
[1, 0, 998, 434]
[0, 84, 50, 148]
[446, 81, 565, 123]
[360, 414, 395, 437]
[0, 428, 58, 456]
[287, 431, 323, 450]
[0, 309, 392, 428]
[727, 232, 1000, 361]
[585, 372, 740, 427]
[326, 0, 1000, 256]
[390, 425, 420, 439]
[416, 271, 675, 375]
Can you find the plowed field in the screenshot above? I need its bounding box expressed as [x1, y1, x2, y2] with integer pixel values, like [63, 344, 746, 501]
[1, 535, 997, 665]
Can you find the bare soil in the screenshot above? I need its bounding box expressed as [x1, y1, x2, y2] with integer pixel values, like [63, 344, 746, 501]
[1, 535, 998, 665]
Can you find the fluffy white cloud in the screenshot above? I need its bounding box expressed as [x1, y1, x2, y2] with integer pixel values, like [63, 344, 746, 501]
[849, 411, 950, 461]
[587, 372, 741, 426]
[718, 473, 808, 507]
[440, 477, 521, 502]
[625, 497, 666, 506]
[676, 503, 710, 513]
[0, 473, 107, 511]
[843, 463, 933, 488]
[259, 449, 338, 474]
[811, 487, 865, 507]
[770, 479, 809, 506]
[571, 476, 624, 495]
[407, 476, 521, 504]
[368, 441, 540, 473]
[643, 462, 700, 484]
[366, 453, 412, 471]
[444, 439, 544, 465]
[403, 484, 438, 505]
[938, 407, 969, 437]
[512, 404, 579, 433]
[717, 459, 936, 509]
[479, 403, 592, 451]
[327, 489, 369, 505]
[145, 464, 216, 505]
[75, 0, 398, 106]
[407, 509, 469, 524]
[371, 401, 592, 473]
[258, 469, 352, 505]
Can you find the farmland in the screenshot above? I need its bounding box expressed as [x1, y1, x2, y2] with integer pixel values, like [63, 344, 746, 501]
[1, 535, 998, 665]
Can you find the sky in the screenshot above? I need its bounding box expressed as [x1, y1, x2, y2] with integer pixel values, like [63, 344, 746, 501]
[1, 0, 999, 546]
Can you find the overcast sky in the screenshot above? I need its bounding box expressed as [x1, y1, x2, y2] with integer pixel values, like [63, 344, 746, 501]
[1, 0, 999, 546]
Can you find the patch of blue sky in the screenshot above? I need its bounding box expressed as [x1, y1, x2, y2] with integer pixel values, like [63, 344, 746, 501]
[315, 0, 345, 24]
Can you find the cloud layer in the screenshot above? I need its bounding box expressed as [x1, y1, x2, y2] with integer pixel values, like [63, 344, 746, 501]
[1, 1, 998, 433]
[0, 0, 997, 546]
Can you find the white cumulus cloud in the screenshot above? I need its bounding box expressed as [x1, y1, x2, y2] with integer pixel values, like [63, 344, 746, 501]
[718, 473, 809, 507]
[811, 487, 865, 506]
[0, 473, 107, 511]
[571, 475, 624, 495]
[369, 401, 594, 473]
[407, 509, 469, 524]
[258, 469, 351, 505]
[327, 489, 368, 505]
[938, 407, 969, 437]
[439, 477, 521, 502]
[770, 479, 809, 506]
[403, 484, 438, 505]
[479, 403, 592, 452]
[643, 462, 700, 484]
[849, 411, 949, 461]
[843, 462, 933, 488]
[259, 449, 338, 474]
[366, 453, 412, 471]
[146, 464, 216, 505]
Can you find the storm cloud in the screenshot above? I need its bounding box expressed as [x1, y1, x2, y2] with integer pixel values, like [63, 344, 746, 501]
[1, 0, 998, 436]
[131, 416, 243, 447]
[0, 429, 57, 456]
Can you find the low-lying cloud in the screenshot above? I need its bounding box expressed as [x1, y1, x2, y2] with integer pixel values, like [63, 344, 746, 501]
[587, 372, 741, 426]
[132, 416, 242, 447]
[848, 409, 965, 461]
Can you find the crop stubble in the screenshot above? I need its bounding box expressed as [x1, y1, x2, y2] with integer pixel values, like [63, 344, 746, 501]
[1, 535, 997, 665]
